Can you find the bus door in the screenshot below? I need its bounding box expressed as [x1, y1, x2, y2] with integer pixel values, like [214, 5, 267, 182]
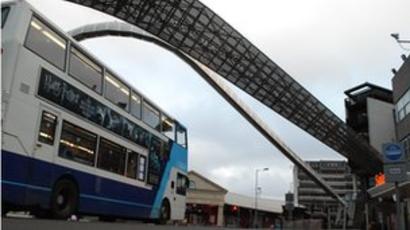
[33, 106, 60, 162]
[172, 171, 188, 220]
[27, 106, 60, 205]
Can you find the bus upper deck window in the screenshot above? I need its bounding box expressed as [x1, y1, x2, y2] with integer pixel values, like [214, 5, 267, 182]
[130, 91, 142, 119]
[142, 102, 160, 131]
[161, 115, 175, 140]
[24, 17, 67, 70]
[176, 126, 187, 148]
[104, 73, 130, 111]
[2, 7, 10, 28]
[69, 47, 103, 94]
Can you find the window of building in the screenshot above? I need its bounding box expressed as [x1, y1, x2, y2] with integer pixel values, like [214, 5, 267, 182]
[137, 155, 146, 181]
[176, 125, 187, 148]
[401, 135, 410, 159]
[97, 138, 126, 175]
[59, 121, 97, 166]
[126, 150, 138, 179]
[130, 91, 142, 119]
[69, 47, 102, 93]
[25, 17, 67, 70]
[104, 73, 130, 110]
[38, 111, 58, 145]
[2, 6, 10, 28]
[396, 89, 410, 122]
[142, 102, 160, 130]
[161, 115, 175, 140]
[176, 173, 188, 196]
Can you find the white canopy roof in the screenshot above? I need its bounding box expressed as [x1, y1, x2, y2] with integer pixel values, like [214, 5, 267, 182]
[225, 192, 284, 214]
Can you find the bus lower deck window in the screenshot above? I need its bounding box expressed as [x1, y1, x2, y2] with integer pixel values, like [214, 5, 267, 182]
[126, 150, 138, 179]
[176, 173, 188, 196]
[137, 155, 146, 181]
[97, 138, 126, 175]
[59, 121, 97, 166]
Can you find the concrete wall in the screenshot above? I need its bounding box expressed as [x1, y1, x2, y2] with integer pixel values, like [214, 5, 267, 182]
[367, 97, 396, 152]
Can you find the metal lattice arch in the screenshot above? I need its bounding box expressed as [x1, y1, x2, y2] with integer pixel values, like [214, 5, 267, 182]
[65, 0, 382, 175]
[68, 21, 348, 205]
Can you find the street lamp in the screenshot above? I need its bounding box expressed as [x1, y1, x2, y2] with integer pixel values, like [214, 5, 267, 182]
[391, 33, 410, 43]
[253, 167, 269, 228]
[391, 33, 410, 51]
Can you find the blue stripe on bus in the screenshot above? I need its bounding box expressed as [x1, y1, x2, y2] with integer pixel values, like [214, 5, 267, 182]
[79, 194, 152, 208]
[1, 179, 152, 208]
[2, 179, 51, 192]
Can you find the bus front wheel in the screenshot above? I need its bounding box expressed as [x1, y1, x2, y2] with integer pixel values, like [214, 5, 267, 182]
[158, 200, 170, 225]
[50, 179, 78, 219]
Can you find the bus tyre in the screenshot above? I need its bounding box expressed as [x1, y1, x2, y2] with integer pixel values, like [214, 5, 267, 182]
[158, 200, 170, 225]
[50, 179, 78, 219]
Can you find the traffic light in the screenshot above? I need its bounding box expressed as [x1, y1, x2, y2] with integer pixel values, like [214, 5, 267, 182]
[231, 205, 238, 212]
[375, 172, 385, 186]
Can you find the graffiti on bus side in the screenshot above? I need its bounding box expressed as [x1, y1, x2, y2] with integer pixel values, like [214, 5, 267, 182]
[37, 68, 170, 186]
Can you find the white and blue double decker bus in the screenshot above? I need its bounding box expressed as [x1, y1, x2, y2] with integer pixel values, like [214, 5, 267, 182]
[1, 0, 188, 222]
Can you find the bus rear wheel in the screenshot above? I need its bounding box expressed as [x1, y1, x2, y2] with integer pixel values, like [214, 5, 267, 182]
[50, 179, 78, 219]
[158, 200, 170, 225]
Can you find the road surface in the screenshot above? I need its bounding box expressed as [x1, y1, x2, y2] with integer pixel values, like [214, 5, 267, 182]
[2, 217, 252, 230]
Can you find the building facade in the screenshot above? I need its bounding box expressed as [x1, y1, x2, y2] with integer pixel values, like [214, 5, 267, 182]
[294, 161, 358, 228]
[185, 171, 227, 226]
[186, 171, 284, 228]
[392, 55, 410, 159]
[362, 55, 410, 230]
[344, 56, 410, 229]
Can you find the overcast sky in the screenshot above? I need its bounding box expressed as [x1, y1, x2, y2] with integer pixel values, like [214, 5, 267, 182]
[18, 0, 410, 200]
